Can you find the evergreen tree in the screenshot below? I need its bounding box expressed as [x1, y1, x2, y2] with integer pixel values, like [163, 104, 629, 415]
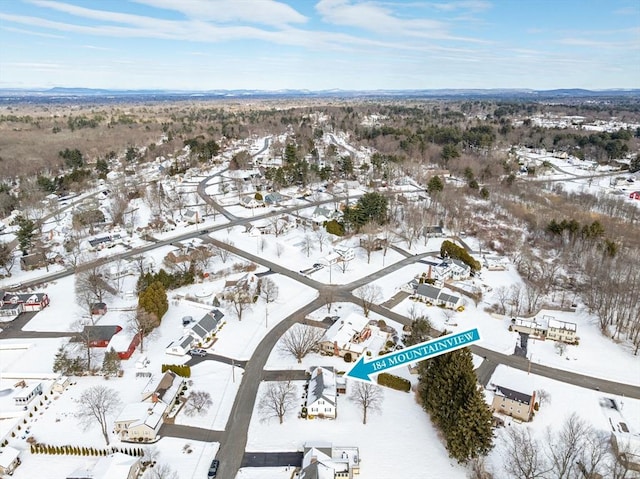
[138, 280, 168, 322]
[418, 345, 493, 463]
[13, 215, 37, 255]
[53, 346, 71, 375]
[102, 348, 122, 376]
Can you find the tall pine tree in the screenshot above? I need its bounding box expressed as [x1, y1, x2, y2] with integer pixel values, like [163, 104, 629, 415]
[418, 345, 493, 463]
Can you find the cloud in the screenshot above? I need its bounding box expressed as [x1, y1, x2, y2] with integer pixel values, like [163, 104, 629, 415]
[315, 0, 489, 43]
[426, 1, 492, 12]
[132, 0, 308, 26]
[1, 25, 65, 38]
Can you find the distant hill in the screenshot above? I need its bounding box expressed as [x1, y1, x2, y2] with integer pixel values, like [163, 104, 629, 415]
[0, 87, 638, 104]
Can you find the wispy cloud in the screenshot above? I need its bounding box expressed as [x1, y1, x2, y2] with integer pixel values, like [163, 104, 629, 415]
[132, 0, 308, 26]
[1, 25, 65, 38]
[315, 0, 489, 43]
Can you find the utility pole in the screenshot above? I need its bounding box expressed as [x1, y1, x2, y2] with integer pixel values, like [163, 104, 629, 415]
[232, 359, 235, 383]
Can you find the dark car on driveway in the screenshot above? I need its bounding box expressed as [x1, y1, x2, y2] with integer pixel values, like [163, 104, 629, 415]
[208, 459, 219, 478]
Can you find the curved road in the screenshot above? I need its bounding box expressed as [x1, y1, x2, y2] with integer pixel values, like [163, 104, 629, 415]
[5, 150, 639, 478]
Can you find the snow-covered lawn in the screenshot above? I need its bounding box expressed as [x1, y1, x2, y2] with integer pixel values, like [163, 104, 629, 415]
[486, 364, 640, 477]
[247, 380, 468, 478]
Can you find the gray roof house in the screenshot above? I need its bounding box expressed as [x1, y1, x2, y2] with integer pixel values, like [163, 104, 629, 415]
[189, 309, 224, 342]
[306, 366, 337, 419]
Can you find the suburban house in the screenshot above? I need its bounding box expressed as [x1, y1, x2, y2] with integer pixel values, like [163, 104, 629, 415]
[629, 191, 640, 200]
[263, 192, 286, 206]
[2, 292, 50, 311]
[413, 283, 461, 309]
[299, 442, 361, 479]
[140, 370, 184, 406]
[546, 318, 578, 343]
[114, 371, 184, 443]
[113, 401, 167, 443]
[320, 313, 389, 360]
[321, 247, 356, 266]
[13, 381, 43, 406]
[0, 446, 21, 476]
[166, 308, 224, 356]
[511, 315, 578, 344]
[491, 385, 536, 422]
[189, 308, 224, 344]
[510, 317, 546, 338]
[306, 367, 337, 419]
[0, 300, 23, 318]
[420, 257, 471, 282]
[240, 196, 262, 209]
[182, 209, 201, 224]
[66, 452, 140, 479]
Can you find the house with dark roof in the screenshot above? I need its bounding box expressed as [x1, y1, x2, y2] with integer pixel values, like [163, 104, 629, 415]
[71, 325, 123, 348]
[189, 309, 224, 343]
[306, 366, 337, 419]
[491, 385, 536, 422]
[414, 283, 461, 309]
[2, 292, 50, 312]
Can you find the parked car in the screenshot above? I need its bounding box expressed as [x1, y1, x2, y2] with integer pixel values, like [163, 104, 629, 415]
[208, 459, 219, 478]
[189, 348, 207, 357]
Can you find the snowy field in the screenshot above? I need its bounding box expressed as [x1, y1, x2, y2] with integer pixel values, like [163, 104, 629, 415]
[487, 365, 640, 477]
[247, 379, 468, 478]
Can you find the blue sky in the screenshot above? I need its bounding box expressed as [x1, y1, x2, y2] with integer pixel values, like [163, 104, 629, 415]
[0, 0, 638, 90]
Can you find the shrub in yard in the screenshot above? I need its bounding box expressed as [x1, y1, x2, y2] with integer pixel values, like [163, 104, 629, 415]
[344, 352, 353, 363]
[377, 372, 411, 392]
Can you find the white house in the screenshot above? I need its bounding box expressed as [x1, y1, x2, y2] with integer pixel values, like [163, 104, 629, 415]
[306, 367, 337, 419]
[113, 401, 167, 443]
[299, 442, 361, 479]
[0, 446, 21, 476]
[66, 453, 141, 479]
[547, 318, 578, 343]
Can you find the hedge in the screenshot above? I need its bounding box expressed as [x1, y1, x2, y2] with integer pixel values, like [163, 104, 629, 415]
[377, 372, 411, 392]
[162, 364, 191, 378]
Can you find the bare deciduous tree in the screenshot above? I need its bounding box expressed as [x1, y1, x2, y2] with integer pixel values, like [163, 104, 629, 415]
[184, 390, 213, 417]
[279, 323, 325, 363]
[75, 385, 121, 446]
[144, 463, 179, 479]
[554, 341, 567, 357]
[545, 413, 590, 479]
[224, 288, 253, 321]
[259, 277, 279, 304]
[315, 229, 328, 253]
[350, 381, 383, 425]
[354, 284, 383, 318]
[128, 308, 160, 353]
[360, 222, 380, 264]
[75, 264, 112, 320]
[535, 389, 551, 407]
[501, 427, 549, 479]
[301, 234, 314, 257]
[258, 381, 297, 424]
[70, 319, 96, 372]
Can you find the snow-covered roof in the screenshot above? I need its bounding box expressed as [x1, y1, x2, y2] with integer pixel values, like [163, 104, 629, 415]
[93, 453, 140, 479]
[115, 401, 166, 431]
[0, 446, 20, 468]
[547, 318, 577, 332]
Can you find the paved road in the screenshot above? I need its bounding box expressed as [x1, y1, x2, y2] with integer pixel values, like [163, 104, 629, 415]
[213, 296, 325, 479]
[158, 424, 223, 442]
[6, 155, 640, 478]
[241, 451, 302, 468]
[186, 353, 248, 369]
